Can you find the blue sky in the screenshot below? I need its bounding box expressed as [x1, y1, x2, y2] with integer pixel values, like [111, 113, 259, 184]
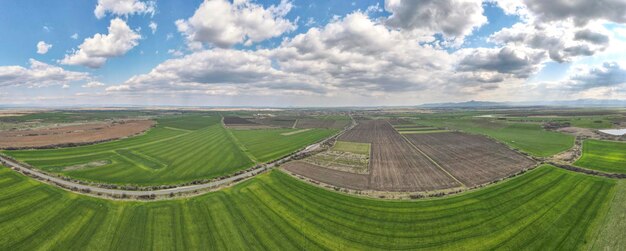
[1, 0, 625, 106]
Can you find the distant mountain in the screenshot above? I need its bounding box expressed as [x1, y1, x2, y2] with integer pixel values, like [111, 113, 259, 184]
[418, 100, 509, 108]
[419, 99, 626, 108]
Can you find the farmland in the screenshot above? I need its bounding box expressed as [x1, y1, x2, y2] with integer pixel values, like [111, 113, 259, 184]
[287, 119, 536, 192]
[2, 114, 337, 186]
[0, 120, 154, 149]
[412, 116, 575, 157]
[0, 164, 620, 250]
[230, 128, 337, 163]
[405, 132, 536, 187]
[339, 120, 461, 191]
[575, 140, 626, 174]
[3, 115, 254, 186]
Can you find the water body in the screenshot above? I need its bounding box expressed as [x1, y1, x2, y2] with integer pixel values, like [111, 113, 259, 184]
[599, 128, 626, 136]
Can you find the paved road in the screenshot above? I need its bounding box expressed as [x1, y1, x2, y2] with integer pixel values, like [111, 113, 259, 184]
[0, 115, 355, 199]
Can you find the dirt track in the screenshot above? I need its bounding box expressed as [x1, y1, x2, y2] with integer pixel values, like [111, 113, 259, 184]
[0, 120, 154, 149]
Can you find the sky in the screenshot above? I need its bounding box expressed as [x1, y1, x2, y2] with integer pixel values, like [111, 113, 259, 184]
[1, 0, 626, 107]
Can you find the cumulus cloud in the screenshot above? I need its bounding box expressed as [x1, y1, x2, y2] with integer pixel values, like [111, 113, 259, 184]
[566, 62, 626, 90]
[456, 46, 546, 79]
[71, 33, 79, 39]
[384, 0, 487, 38]
[176, 0, 296, 48]
[82, 81, 105, 88]
[574, 29, 609, 45]
[106, 48, 312, 95]
[94, 0, 155, 19]
[60, 18, 141, 68]
[524, 0, 626, 26]
[110, 12, 465, 97]
[272, 12, 454, 93]
[36, 41, 52, 54]
[0, 59, 89, 87]
[490, 22, 610, 63]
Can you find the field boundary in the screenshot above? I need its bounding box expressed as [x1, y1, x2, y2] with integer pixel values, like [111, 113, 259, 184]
[221, 117, 259, 163]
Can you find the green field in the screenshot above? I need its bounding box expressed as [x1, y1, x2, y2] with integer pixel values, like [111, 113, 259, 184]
[332, 141, 370, 155]
[231, 128, 337, 162]
[417, 117, 574, 157]
[575, 140, 626, 174]
[0, 165, 620, 250]
[3, 115, 254, 186]
[3, 115, 337, 186]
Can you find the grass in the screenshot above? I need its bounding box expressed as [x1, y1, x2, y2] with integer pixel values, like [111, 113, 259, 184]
[231, 128, 337, 162]
[0, 164, 619, 250]
[417, 117, 574, 157]
[575, 140, 626, 174]
[3, 115, 255, 186]
[590, 180, 626, 250]
[332, 141, 370, 155]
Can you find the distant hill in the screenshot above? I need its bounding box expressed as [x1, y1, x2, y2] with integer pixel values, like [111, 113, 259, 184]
[419, 99, 626, 108]
[418, 100, 509, 108]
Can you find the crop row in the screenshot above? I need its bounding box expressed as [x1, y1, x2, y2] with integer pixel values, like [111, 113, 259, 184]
[0, 165, 619, 250]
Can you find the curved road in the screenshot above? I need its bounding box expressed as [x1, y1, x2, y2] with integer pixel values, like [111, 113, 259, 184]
[0, 116, 355, 199]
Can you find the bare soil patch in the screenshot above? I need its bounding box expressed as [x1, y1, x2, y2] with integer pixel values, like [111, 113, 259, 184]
[281, 128, 311, 136]
[295, 118, 348, 129]
[63, 160, 111, 171]
[0, 120, 155, 149]
[223, 116, 256, 125]
[557, 126, 625, 141]
[303, 150, 369, 174]
[283, 161, 370, 190]
[404, 132, 535, 187]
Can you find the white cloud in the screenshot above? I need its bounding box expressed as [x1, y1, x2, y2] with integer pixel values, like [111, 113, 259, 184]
[384, 0, 487, 39]
[110, 12, 463, 97]
[167, 49, 183, 57]
[61, 84, 70, 89]
[36, 41, 52, 54]
[60, 18, 141, 68]
[149, 21, 157, 34]
[94, 0, 155, 19]
[176, 0, 296, 48]
[456, 46, 546, 79]
[490, 21, 610, 63]
[0, 59, 89, 88]
[524, 0, 626, 26]
[566, 62, 626, 90]
[82, 81, 105, 88]
[71, 33, 79, 39]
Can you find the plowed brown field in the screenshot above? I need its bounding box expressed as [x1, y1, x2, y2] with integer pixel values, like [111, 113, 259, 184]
[0, 120, 154, 149]
[304, 120, 461, 191]
[405, 132, 535, 186]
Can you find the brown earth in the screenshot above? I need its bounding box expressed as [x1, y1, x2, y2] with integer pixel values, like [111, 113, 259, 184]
[405, 132, 535, 187]
[340, 120, 461, 191]
[283, 161, 370, 190]
[295, 118, 349, 129]
[0, 120, 154, 149]
[223, 116, 257, 125]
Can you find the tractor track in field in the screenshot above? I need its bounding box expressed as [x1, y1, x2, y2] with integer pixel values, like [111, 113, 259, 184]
[0, 115, 356, 201]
